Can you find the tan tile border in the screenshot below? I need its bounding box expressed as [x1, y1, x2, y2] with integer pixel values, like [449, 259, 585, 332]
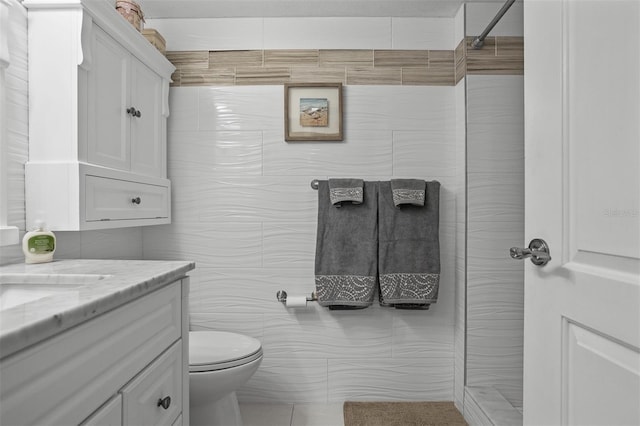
[166, 38, 523, 87]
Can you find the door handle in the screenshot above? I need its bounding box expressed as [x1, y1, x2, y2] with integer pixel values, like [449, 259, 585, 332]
[510, 238, 551, 266]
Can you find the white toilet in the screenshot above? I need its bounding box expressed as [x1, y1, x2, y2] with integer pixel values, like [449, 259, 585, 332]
[189, 331, 263, 426]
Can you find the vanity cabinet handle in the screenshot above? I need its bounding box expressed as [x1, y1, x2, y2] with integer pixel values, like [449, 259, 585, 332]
[131, 197, 141, 205]
[157, 396, 171, 410]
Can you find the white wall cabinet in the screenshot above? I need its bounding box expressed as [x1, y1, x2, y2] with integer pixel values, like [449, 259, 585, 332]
[24, 0, 175, 231]
[88, 26, 164, 178]
[0, 278, 190, 426]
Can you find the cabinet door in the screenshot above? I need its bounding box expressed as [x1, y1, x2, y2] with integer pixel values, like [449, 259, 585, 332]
[87, 26, 130, 171]
[130, 58, 164, 177]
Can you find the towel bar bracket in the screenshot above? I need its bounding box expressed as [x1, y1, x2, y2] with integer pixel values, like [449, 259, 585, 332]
[310, 179, 319, 190]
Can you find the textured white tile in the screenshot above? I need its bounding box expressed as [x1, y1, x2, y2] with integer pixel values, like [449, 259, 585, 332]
[263, 310, 393, 359]
[391, 319, 454, 358]
[4, 0, 29, 237]
[240, 358, 329, 403]
[454, 5, 465, 43]
[168, 87, 199, 132]
[465, 2, 524, 37]
[143, 223, 262, 268]
[198, 177, 318, 223]
[168, 130, 263, 177]
[190, 312, 265, 339]
[437, 184, 458, 228]
[264, 18, 391, 49]
[328, 358, 453, 402]
[467, 221, 523, 273]
[392, 131, 456, 177]
[263, 223, 316, 269]
[144, 18, 264, 51]
[51, 231, 82, 259]
[198, 86, 283, 131]
[392, 17, 455, 50]
[346, 86, 455, 131]
[467, 172, 524, 222]
[263, 129, 393, 177]
[467, 270, 523, 306]
[187, 267, 315, 314]
[163, 175, 201, 223]
[466, 76, 524, 124]
[467, 121, 524, 174]
[80, 228, 143, 259]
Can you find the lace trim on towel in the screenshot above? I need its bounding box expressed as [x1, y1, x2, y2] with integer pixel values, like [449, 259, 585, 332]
[392, 189, 425, 206]
[329, 187, 363, 205]
[315, 274, 375, 305]
[379, 273, 439, 302]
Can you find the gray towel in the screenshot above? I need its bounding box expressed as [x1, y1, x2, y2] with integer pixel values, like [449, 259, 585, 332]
[390, 179, 425, 207]
[378, 180, 440, 309]
[315, 180, 378, 309]
[328, 178, 364, 207]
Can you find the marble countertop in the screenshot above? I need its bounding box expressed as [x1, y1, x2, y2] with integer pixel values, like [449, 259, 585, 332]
[0, 259, 195, 359]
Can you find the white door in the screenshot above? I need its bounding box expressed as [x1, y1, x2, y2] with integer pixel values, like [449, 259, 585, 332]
[523, 1, 640, 425]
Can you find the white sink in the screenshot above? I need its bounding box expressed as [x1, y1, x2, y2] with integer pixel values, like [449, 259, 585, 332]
[0, 274, 111, 311]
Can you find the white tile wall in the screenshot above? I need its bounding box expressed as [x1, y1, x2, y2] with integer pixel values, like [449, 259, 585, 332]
[264, 18, 392, 49]
[144, 83, 458, 403]
[391, 17, 456, 50]
[0, 0, 28, 265]
[465, 75, 524, 410]
[145, 17, 455, 51]
[143, 18, 265, 51]
[454, 78, 466, 411]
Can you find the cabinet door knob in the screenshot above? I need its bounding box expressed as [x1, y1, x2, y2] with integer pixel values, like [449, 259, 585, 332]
[134, 109, 142, 118]
[157, 396, 171, 410]
[131, 197, 141, 205]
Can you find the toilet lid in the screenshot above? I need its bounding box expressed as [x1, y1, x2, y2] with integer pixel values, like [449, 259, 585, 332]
[189, 331, 263, 373]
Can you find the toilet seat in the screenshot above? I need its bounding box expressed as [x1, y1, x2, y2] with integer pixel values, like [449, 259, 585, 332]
[189, 331, 263, 373]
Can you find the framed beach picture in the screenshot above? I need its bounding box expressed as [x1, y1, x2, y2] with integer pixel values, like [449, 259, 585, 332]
[284, 83, 343, 141]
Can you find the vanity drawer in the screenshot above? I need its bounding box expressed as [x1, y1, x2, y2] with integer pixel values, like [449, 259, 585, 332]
[85, 175, 169, 222]
[81, 394, 123, 426]
[122, 340, 182, 426]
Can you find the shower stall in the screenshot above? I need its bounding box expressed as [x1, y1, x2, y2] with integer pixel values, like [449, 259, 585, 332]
[455, 1, 525, 424]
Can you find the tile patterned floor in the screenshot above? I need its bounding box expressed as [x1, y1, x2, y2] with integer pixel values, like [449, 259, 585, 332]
[240, 403, 345, 426]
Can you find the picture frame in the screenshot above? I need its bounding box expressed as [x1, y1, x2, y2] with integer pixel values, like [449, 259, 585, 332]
[284, 83, 343, 141]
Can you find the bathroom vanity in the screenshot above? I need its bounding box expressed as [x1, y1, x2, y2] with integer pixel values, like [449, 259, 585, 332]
[0, 260, 195, 425]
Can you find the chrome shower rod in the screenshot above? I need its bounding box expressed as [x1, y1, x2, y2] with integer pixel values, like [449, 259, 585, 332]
[470, 0, 517, 49]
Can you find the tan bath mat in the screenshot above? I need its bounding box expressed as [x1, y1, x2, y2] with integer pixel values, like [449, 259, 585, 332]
[343, 401, 467, 426]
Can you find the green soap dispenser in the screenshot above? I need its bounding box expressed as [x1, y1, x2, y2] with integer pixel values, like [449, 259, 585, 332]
[22, 220, 56, 264]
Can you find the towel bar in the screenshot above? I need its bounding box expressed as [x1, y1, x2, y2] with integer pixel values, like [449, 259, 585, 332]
[276, 290, 317, 303]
